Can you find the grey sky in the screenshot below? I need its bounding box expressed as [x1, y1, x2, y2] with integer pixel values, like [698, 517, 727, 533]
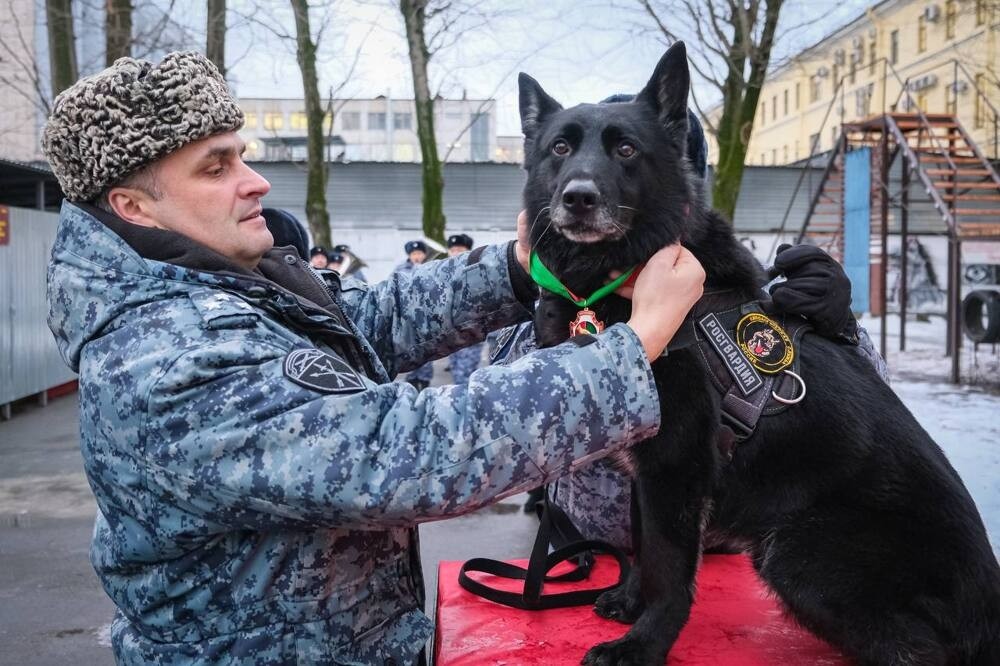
[112, 0, 875, 136]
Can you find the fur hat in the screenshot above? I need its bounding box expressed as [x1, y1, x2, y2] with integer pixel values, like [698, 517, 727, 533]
[404, 240, 428, 254]
[41, 51, 244, 202]
[447, 233, 474, 249]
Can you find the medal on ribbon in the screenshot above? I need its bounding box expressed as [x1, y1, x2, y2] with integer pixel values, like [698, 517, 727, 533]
[569, 308, 604, 337]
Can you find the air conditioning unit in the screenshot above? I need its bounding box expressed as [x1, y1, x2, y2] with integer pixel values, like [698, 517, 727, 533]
[834, 49, 846, 65]
[907, 73, 939, 91]
[924, 4, 941, 21]
[950, 80, 970, 94]
[816, 66, 830, 78]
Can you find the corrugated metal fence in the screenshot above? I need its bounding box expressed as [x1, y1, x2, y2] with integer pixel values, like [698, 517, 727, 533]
[0, 206, 75, 413]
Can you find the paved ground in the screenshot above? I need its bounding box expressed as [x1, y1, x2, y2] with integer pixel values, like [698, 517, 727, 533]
[1, 341, 998, 664]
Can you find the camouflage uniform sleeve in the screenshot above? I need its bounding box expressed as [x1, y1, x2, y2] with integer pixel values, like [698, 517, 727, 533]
[142, 323, 660, 529]
[855, 324, 890, 384]
[337, 243, 532, 377]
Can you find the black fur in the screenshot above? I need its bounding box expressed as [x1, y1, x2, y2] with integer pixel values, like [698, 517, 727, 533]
[521, 42, 1000, 666]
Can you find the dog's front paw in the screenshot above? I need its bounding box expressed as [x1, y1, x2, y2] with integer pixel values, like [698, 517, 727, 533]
[594, 585, 644, 624]
[582, 636, 661, 666]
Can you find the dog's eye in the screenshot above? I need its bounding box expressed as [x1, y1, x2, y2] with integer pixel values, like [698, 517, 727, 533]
[552, 139, 571, 156]
[617, 142, 637, 159]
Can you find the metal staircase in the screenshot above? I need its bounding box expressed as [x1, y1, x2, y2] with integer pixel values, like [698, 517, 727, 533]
[796, 112, 1000, 253]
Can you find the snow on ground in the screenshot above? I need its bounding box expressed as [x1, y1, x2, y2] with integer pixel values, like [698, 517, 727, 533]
[859, 313, 1000, 552]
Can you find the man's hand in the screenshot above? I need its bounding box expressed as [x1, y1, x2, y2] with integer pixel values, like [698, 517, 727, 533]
[766, 244, 857, 341]
[625, 243, 705, 361]
[515, 210, 530, 273]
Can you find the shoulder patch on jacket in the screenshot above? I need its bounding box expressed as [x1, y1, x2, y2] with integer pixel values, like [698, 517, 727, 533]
[188, 289, 261, 330]
[283, 347, 365, 394]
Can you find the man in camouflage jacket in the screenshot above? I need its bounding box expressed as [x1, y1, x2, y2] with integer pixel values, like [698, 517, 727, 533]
[42, 52, 707, 665]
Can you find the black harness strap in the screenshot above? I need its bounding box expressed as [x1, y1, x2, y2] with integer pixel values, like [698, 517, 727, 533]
[457, 493, 631, 610]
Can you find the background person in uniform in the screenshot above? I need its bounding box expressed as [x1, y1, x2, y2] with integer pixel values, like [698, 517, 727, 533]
[332, 243, 368, 281]
[262, 207, 309, 260]
[309, 245, 328, 269]
[326, 250, 346, 273]
[42, 53, 706, 664]
[445, 233, 484, 385]
[397, 239, 434, 390]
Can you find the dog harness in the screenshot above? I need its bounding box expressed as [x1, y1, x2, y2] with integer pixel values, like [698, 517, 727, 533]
[458, 296, 811, 611]
[662, 297, 810, 459]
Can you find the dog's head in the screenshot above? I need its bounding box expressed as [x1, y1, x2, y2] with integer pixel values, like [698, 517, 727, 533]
[519, 42, 695, 269]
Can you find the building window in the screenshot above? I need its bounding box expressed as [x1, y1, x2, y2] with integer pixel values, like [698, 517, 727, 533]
[795, 82, 801, 110]
[830, 125, 838, 149]
[809, 132, 820, 154]
[794, 139, 800, 160]
[849, 64, 856, 85]
[771, 148, 777, 164]
[890, 30, 899, 65]
[761, 100, 766, 126]
[263, 113, 283, 131]
[975, 73, 985, 128]
[291, 112, 308, 130]
[760, 152, 766, 165]
[772, 94, 777, 120]
[855, 83, 874, 118]
[783, 145, 788, 163]
[868, 39, 877, 75]
[470, 112, 490, 161]
[976, 0, 987, 26]
[783, 89, 788, 115]
[323, 112, 333, 132]
[368, 112, 387, 131]
[918, 16, 927, 53]
[244, 112, 257, 129]
[917, 91, 928, 110]
[832, 64, 840, 94]
[945, 0, 956, 39]
[341, 111, 361, 131]
[810, 76, 822, 103]
[393, 112, 412, 130]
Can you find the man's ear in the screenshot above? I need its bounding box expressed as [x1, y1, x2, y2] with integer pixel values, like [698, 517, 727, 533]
[636, 42, 690, 144]
[519, 72, 563, 143]
[107, 187, 161, 229]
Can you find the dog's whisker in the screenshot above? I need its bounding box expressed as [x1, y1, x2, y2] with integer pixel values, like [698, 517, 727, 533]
[617, 205, 639, 213]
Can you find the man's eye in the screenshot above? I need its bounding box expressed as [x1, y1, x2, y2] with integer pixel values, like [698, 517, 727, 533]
[617, 142, 637, 159]
[552, 139, 571, 156]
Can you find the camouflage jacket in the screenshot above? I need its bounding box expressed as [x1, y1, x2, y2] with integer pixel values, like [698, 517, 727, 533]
[48, 202, 663, 665]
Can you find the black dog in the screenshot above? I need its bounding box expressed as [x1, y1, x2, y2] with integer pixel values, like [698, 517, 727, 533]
[520, 43, 1000, 666]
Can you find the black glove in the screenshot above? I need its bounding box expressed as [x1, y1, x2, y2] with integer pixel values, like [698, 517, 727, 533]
[765, 244, 859, 342]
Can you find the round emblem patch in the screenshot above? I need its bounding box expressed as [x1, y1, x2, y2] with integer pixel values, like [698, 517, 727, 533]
[735, 313, 794, 374]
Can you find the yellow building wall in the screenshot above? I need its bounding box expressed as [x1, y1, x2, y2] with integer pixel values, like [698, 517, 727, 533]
[706, 0, 999, 167]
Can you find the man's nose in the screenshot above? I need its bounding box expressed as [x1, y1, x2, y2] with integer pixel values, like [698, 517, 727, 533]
[241, 163, 271, 198]
[561, 179, 600, 216]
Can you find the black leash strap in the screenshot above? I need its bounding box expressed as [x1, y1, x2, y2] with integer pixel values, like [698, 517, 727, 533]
[458, 493, 631, 610]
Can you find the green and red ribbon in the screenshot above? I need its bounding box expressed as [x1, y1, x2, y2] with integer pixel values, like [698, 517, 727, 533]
[529, 252, 637, 308]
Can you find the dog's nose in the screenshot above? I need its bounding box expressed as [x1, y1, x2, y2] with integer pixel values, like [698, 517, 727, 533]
[561, 179, 600, 216]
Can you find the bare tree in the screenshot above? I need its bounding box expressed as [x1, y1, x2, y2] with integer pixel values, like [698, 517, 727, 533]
[399, 0, 446, 243]
[47, 0, 79, 97]
[289, 0, 331, 247]
[0, 0, 51, 116]
[638, 0, 784, 221]
[106, 0, 133, 64]
[206, 0, 226, 77]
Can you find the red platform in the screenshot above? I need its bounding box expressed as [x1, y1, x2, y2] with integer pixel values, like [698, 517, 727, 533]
[435, 554, 851, 665]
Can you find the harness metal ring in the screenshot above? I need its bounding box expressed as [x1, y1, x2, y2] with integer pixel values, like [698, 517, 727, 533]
[771, 369, 806, 405]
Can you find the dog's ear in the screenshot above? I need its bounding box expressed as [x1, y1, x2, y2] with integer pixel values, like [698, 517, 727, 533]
[636, 42, 690, 143]
[519, 73, 563, 141]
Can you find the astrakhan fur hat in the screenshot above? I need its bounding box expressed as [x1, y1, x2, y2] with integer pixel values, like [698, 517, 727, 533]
[42, 51, 244, 202]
